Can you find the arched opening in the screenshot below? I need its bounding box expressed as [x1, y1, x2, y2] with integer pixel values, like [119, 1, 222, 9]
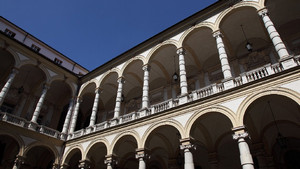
[219, 6, 274, 75]
[122, 60, 143, 115]
[113, 135, 138, 169]
[190, 112, 238, 169]
[244, 94, 300, 168]
[145, 125, 182, 169]
[148, 45, 179, 105]
[98, 72, 118, 122]
[0, 135, 20, 169]
[2, 64, 46, 120]
[76, 83, 96, 130]
[183, 27, 221, 88]
[0, 49, 15, 89]
[86, 142, 107, 169]
[25, 146, 55, 169]
[64, 148, 82, 169]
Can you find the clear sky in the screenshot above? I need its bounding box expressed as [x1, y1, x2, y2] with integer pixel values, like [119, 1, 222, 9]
[1, 0, 217, 71]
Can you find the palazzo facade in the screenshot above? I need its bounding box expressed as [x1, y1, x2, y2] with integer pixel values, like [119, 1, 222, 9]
[0, 0, 300, 169]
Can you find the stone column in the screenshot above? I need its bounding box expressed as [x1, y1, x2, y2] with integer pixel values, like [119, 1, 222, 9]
[136, 148, 149, 169]
[142, 65, 150, 109]
[61, 98, 75, 134]
[233, 129, 254, 169]
[213, 31, 232, 79]
[78, 160, 91, 169]
[69, 97, 82, 133]
[180, 138, 195, 169]
[114, 77, 124, 119]
[30, 84, 49, 123]
[177, 48, 188, 95]
[89, 88, 101, 126]
[258, 9, 289, 59]
[0, 68, 18, 106]
[12, 155, 25, 169]
[105, 155, 117, 169]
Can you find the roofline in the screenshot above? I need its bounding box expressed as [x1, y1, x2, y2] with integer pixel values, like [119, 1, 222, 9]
[0, 16, 89, 72]
[81, 0, 232, 80]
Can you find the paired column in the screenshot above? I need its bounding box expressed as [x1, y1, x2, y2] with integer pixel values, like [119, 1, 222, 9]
[177, 48, 188, 96]
[105, 155, 117, 169]
[12, 155, 25, 169]
[180, 138, 195, 169]
[136, 148, 149, 169]
[141, 65, 150, 109]
[233, 129, 254, 169]
[89, 88, 101, 126]
[30, 84, 49, 123]
[213, 31, 233, 79]
[114, 77, 124, 119]
[258, 9, 289, 59]
[61, 98, 75, 133]
[0, 68, 18, 106]
[69, 97, 82, 133]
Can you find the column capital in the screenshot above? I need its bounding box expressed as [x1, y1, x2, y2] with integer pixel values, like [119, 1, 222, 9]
[43, 83, 50, 90]
[142, 64, 151, 71]
[76, 96, 83, 103]
[52, 163, 60, 169]
[12, 67, 20, 74]
[78, 160, 91, 169]
[60, 163, 69, 169]
[258, 8, 268, 16]
[180, 137, 196, 150]
[176, 47, 185, 55]
[213, 30, 223, 38]
[105, 154, 118, 165]
[117, 77, 125, 83]
[233, 131, 249, 140]
[135, 148, 150, 160]
[95, 87, 103, 94]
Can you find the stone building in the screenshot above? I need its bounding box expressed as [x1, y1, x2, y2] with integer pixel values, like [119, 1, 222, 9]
[0, 0, 300, 168]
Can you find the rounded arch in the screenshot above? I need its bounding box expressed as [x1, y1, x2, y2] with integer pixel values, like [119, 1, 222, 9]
[38, 64, 52, 84]
[48, 74, 65, 84]
[61, 145, 84, 164]
[5, 47, 21, 67]
[65, 79, 78, 97]
[98, 68, 121, 87]
[215, 2, 262, 30]
[109, 130, 141, 154]
[185, 105, 238, 138]
[179, 22, 215, 47]
[23, 141, 59, 164]
[78, 81, 97, 97]
[145, 40, 179, 64]
[120, 56, 146, 76]
[141, 120, 184, 148]
[0, 132, 24, 156]
[83, 138, 109, 159]
[237, 87, 300, 126]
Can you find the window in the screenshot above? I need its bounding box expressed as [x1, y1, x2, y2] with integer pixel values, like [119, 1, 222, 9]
[54, 58, 63, 65]
[4, 28, 16, 38]
[31, 44, 41, 52]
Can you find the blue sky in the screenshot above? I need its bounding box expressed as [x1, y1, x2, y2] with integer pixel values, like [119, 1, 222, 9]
[2, 0, 217, 71]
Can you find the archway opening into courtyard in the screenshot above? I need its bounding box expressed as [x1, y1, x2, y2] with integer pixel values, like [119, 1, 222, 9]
[0, 134, 20, 169]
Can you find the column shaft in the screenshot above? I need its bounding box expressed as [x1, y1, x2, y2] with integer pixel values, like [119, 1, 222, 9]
[31, 84, 49, 123]
[62, 98, 75, 133]
[69, 97, 82, 133]
[184, 148, 195, 169]
[233, 132, 254, 169]
[177, 48, 188, 95]
[213, 31, 232, 79]
[114, 78, 124, 118]
[142, 65, 150, 109]
[89, 88, 101, 126]
[258, 9, 289, 58]
[0, 68, 18, 106]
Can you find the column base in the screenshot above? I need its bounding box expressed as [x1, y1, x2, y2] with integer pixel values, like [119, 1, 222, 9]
[280, 56, 297, 70]
[139, 108, 148, 117]
[28, 122, 38, 131]
[178, 93, 189, 105]
[222, 78, 234, 90]
[110, 118, 119, 126]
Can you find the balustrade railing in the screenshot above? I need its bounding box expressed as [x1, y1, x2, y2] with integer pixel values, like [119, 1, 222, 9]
[1, 56, 299, 141]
